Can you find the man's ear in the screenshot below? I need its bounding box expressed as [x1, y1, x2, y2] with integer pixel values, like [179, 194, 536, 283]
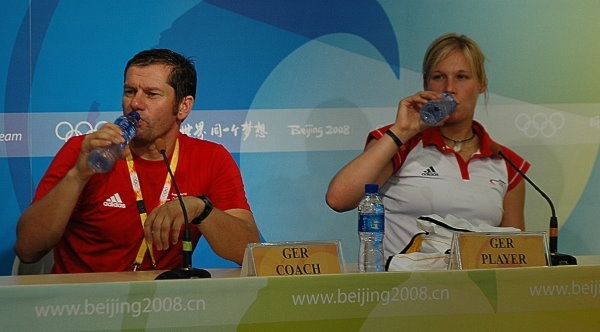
[177, 96, 194, 120]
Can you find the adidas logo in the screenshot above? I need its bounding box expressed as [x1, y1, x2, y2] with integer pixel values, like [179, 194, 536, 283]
[103, 193, 126, 208]
[421, 166, 439, 177]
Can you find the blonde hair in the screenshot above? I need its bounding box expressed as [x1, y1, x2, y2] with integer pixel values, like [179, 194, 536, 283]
[422, 33, 487, 97]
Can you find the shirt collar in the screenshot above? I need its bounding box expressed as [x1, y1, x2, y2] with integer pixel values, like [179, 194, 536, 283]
[420, 121, 498, 158]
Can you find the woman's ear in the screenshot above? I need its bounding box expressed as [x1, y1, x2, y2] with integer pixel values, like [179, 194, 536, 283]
[479, 79, 488, 94]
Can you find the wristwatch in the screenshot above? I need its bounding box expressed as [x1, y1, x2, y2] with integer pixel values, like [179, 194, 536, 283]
[191, 195, 213, 225]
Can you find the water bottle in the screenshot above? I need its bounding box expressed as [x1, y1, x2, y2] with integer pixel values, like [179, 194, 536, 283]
[358, 183, 385, 272]
[87, 111, 140, 173]
[420, 92, 457, 126]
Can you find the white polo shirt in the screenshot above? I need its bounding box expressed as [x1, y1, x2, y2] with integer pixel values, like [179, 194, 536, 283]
[368, 121, 529, 257]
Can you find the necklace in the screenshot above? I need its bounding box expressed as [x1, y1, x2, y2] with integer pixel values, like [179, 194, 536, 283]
[442, 131, 475, 152]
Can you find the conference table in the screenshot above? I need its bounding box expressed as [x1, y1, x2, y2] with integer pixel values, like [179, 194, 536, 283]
[1, 257, 599, 331]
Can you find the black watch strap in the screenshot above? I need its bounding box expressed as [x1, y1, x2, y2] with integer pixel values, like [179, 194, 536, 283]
[191, 195, 213, 225]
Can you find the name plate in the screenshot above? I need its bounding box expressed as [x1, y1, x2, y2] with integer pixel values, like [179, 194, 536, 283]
[240, 240, 344, 277]
[449, 232, 549, 270]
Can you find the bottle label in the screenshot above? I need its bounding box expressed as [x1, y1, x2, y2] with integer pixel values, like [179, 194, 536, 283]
[358, 214, 384, 232]
[116, 117, 137, 142]
[420, 93, 457, 126]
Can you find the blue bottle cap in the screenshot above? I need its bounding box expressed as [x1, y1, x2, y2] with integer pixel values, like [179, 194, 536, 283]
[365, 183, 379, 193]
[127, 111, 141, 121]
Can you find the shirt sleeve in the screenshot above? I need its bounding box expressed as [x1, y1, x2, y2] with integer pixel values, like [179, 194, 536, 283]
[497, 144, 531, 191]
[203, 143, 251, 211]
[32, 135, 84, 203]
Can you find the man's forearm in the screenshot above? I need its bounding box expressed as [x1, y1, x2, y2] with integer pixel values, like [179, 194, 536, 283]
[14, 168, 88, 262]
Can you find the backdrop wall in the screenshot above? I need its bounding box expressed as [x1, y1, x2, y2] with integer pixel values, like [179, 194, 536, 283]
[1, 0, 599, 275]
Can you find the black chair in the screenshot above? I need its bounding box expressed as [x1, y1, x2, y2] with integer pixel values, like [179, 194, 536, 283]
[12, 251, 54, 275]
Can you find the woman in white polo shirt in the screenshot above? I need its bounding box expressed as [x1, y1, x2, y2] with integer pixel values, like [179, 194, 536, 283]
[326, 33, 529, 258]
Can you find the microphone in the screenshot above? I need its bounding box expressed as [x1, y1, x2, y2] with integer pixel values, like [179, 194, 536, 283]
[490, 143, 576, 266]
[154, 138, 211, 279]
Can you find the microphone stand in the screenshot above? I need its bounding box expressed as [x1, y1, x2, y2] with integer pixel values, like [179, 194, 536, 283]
[497, 149, 577, 266]
[155, 139, 211, 279]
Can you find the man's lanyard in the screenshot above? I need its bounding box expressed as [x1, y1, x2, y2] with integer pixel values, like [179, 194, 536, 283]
[126, 139, 180, 271]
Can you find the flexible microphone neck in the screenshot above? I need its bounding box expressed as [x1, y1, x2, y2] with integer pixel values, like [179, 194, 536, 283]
[490, 143, 559, 255]
[491, 144, 557, 218]
[155, 138, 193, 270]
[491, 143, 576, 265]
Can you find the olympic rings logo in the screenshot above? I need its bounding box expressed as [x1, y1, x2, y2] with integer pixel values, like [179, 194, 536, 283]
[55, 120, 108, 141]
[515, 112, 565, 138]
